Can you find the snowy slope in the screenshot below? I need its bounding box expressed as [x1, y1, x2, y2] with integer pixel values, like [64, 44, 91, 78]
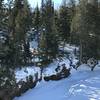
[15, 67, 41, 83]
[14, 44, 100, 100]
[43, 57, 71, 77]
[14, 66, 100, 100]
[29, 40, 38, 53]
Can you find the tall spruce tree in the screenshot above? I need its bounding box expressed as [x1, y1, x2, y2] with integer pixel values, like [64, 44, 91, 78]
[39, 0, 58, 62]
[0, 0, 4, 29]
[8, 0, 32, 65]
[0, 0, 16, 89]
[58, 0, 71, 49]
[68, 0, 76, 19]
[78, 0, 99, 63]
[32, 4, 41, 34]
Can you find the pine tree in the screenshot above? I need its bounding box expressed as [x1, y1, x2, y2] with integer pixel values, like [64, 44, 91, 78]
[0, 0, 16, 89]
[32, 4, 41, 34]
[78, 0, 99, 63]
[8, 0, 32, 65]
[58, 1, 71, 49]
[39, 0, 58, 62]
[70, 6, 80, 45]
[0, 0, 3, 24]
[41, 0, 45, 27]
[68, 0, 76, 19]
[0, 0, 5, 29]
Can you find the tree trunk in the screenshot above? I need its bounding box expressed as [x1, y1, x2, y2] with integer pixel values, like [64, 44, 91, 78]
[62, 40, 66, 56]
[79, 39, 83, 65]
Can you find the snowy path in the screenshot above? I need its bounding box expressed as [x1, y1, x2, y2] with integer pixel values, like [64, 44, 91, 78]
[14, 67, 100, 100]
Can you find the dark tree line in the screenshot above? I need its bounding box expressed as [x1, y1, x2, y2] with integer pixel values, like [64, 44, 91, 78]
[0, 0, 32, 89]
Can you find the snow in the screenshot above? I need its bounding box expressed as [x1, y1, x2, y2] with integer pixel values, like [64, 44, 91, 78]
[14, 66, 100, 100]
[43, 57, 71, 77]
[15, 67, 41, 83]
[15, 43, 79, 86]
[15, 57, 71, 83]
[32, 57, 40, 62]
[29, 40, 38, 51]
[14, 43, 100, 100]
[59, 44, 79, 53]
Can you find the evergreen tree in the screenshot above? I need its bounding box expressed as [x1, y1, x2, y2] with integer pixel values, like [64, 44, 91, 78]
[39, 0, 58, 62]
[70, 6, 80, 45]
[0, 0, 5, 29]
[78, 0, 99, 63]
[41, 0, 45, 27]
[68, 0, 76, 19]
[8, 0, 32, 65]
[58, 1, 71, 48]
[32, 4, 41, 34]
[0, 0, 16, 89]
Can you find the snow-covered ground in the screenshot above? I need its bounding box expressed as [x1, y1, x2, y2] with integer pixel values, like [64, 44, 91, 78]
[59, 44, 79, 53]
[43, 57, 71, 76]
[14, 43, 79, 88]
[14, 65, 100, 100]
[29, 40, 38, 52]
[15, 67, 41, 83]
[15, 57, 71, 83]
[14, 42, 100, 100]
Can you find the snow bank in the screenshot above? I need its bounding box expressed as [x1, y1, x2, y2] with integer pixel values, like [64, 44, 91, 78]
[43, 57, 71, 77]
[15, 67, 41, 83]
[59, 44, 79, 53]
[29, 40, 38, 52]
[14, 43, 100, 100]
[15, 56, 73, 83]
[14, 65, 100, 100]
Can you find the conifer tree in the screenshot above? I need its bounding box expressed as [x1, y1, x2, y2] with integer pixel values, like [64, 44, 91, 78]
[39, 0, 58, 62]
[33, 4, 41, 34]
[78, 0, 99, 63]
[58, 0, 71, 49]
[0, 0, 4, 28]
[8, 0, 32, 65]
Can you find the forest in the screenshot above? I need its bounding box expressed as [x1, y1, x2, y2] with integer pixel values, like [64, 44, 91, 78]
[0, 0, 100, 100]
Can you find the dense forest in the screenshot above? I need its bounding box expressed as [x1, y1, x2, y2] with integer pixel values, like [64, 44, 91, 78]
[0, 0, 100, 100]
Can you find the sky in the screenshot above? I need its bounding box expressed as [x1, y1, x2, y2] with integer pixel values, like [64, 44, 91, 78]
[28, 0, 62, 8]
[4, 0, 63, 9]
